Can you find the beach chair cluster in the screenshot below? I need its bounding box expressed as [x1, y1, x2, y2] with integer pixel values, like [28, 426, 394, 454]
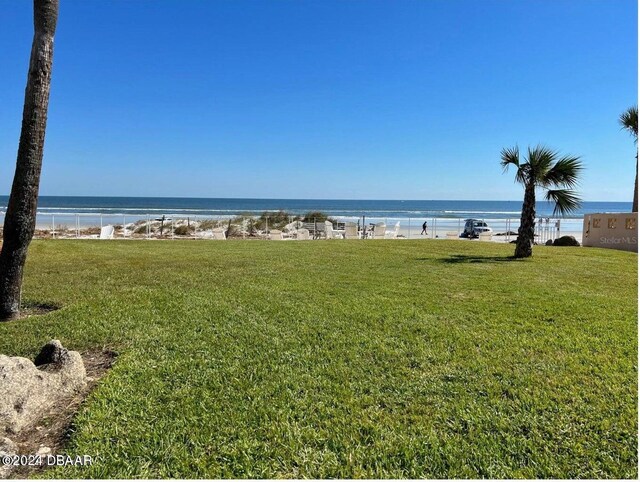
[274, 220, 401, 240]
[220, 220, 402, 241]
[91, 220, 403, 241]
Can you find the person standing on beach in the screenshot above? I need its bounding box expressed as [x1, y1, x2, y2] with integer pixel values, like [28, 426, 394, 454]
[421, 221, 428, 235]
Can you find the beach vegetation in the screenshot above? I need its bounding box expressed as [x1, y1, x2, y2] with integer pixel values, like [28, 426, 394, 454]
[134, 223, 149, 235]
[0, 0, 59, 321]
[500, 145, 583, 258]
[618, 105, 638, 212]
[231, 213, 255, 223]
[174, 224, 195, 236]
[199, 219, 223, 231]
[302, 211, 333, 223]
[260, 210, 294, 229]
[3, 240, 635, 478]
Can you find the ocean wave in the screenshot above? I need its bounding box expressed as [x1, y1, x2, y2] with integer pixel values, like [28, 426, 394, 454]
[443, 210, 522, 214]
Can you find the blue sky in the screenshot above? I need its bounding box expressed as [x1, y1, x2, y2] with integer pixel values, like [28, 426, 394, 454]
[0, 0, 637, 200]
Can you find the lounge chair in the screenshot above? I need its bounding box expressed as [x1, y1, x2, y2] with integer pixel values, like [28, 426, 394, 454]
[344, 222, 359, 239]
[212, 227, 226, 240]
[385, 221, 400, 239]
[373, 222, 386, 239]
[324, 220, 342, 239]
[296, 228, 310, 240]
[99, 225, 114, 239]
[283, 221, 300, 232]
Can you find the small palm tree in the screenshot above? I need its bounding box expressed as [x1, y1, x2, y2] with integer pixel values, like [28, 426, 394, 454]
[619, 106, 638, 212]
[501, 145, 583, 258]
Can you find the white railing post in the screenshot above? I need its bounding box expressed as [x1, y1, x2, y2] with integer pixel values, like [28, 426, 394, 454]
[51, 214, 55, 239]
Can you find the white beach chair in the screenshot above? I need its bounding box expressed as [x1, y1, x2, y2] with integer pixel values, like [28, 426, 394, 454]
[99, 225, 114, 240]
[269, 229, 284, 240]
[212, 227, 227, 240]
[479, 232, 492, 242]
[283, 221, 300, 232]
[373, 222, 386, 239]
[324, 220, 342, 239]
[385, 221, 400, 239]
[344, 222, 359, 239]
[296, 228, 310, 240]
[446, 232, 459, 239]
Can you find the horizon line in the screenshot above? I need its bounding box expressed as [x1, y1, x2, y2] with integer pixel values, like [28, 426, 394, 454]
[14, 194, 633, 204]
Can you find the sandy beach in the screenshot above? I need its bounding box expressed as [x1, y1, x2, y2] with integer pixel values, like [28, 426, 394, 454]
[31, 214, 585, 244]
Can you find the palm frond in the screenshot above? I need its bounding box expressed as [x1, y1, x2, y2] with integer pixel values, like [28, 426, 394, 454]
[500, 146, 527, 184]
[543, 155, 583, 189]
[500, 146, 519, 170]
[619, 106, 638, 143]
[527, 145, 557, 181]
[545, 189, 581, 217]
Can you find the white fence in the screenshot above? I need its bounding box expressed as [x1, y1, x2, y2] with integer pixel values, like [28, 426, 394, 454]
[0, 211, 585, 244]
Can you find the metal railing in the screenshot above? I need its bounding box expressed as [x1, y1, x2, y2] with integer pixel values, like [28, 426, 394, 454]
[0, 211, 585, 243]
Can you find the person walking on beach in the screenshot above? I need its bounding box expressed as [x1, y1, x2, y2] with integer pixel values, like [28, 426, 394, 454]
[421, 221, 428, 235]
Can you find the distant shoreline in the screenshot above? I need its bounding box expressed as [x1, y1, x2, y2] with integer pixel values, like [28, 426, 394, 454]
[0, 196, 629, 221]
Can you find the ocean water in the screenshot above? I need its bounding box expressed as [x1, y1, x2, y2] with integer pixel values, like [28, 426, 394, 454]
[0, 196, 629, 220]
[0, 197, 628, 239]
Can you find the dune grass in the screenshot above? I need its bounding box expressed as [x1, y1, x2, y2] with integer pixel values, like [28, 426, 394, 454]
[0, 239, 636, 478]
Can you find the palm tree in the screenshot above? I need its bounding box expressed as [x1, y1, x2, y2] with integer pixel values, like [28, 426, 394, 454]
[0, 0, 59, 321]
[619, 106, 638, 212]
[501, 145, 583, 258]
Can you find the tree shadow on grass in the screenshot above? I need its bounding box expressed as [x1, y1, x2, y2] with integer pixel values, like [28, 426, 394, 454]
[18, 301, 61, 319]
[422, 254, 525, 264]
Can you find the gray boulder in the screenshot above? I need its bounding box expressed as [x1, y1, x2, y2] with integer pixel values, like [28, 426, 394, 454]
[0, 340, 86, 435]
[545, 239, 553, 246]
[552, 235, 580, 247]
[0, 437, 18, 478]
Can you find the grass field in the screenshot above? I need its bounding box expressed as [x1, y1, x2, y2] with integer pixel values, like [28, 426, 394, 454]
[1, 239, 637, 478]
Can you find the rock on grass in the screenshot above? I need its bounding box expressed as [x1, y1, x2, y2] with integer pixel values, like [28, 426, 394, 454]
[0, 340, 86, 435]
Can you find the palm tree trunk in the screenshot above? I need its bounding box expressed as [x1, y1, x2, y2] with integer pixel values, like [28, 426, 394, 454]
[515, 182, 536, 258]
[0, 0, 58, 321]
[633, 156, 638, 213]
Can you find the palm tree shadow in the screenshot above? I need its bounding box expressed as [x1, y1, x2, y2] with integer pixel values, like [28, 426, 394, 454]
[434, 254, 523, 264]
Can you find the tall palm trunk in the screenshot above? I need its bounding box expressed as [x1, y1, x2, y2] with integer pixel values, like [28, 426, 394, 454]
[0, 0, 58, 321]
[633, 156, 638, 213]
[515, 182, 536, 258]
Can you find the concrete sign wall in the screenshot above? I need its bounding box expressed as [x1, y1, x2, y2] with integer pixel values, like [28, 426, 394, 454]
[583, 213, 638, 253]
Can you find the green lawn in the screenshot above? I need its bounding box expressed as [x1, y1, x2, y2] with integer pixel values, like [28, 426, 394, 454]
[1, 240, 637, 478]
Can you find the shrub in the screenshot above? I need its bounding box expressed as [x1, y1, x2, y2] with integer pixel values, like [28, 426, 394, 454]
[553, 235, 580, 247]
[301, 211, 336, 224]
[134, 224, 150, 234]
[174, 224, 195, 236]
[199, 219, 222, 231]
[256, 210, 300, 230]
